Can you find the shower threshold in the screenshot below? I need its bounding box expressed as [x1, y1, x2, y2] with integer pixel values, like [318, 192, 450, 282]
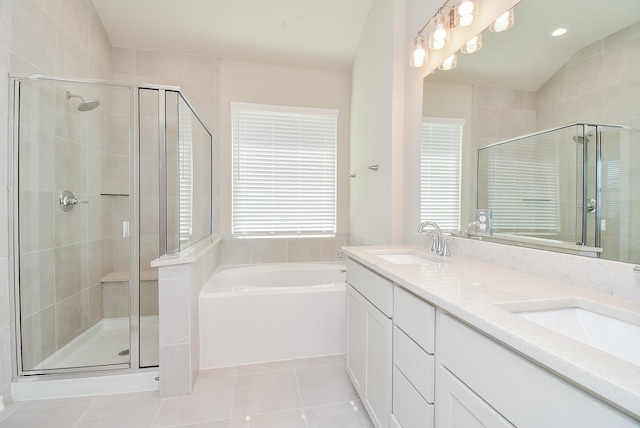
[34, 316, 158, 370]
[12, 316, 160, 400]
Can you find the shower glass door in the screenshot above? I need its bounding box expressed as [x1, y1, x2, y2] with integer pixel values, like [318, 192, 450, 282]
[15, 79, 133, 373]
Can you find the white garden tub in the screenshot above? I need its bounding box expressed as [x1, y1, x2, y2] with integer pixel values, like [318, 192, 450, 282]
[199, 262, 346, 368]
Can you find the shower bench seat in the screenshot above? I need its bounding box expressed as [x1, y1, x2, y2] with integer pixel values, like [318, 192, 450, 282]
[100, 270, 159, 317]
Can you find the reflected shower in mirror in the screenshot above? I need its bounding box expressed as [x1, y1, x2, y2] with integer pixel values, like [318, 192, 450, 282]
[422, 0, 640, 263]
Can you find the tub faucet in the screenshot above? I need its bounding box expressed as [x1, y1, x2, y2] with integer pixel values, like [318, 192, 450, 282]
[418, 221, 449, 256]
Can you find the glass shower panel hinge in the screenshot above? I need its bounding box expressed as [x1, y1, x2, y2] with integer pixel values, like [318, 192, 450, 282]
[123, 221, 130, 238]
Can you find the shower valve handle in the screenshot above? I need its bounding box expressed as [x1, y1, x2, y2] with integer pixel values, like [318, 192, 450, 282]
[59, 190, 88, 212]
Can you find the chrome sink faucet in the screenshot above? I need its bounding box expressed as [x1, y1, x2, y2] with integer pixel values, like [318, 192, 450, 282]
[418, 221, 449, 256]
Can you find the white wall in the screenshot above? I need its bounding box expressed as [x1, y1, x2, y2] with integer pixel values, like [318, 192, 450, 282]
[348, 0, 401, 246]
[217, 60, 351, 263]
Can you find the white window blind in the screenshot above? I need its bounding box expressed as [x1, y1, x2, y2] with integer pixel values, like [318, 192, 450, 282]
[178, 100, 193, 243]
[420, 117, 463, 231]
[486, 138, 560, 233]
[231, 102, 338, 238]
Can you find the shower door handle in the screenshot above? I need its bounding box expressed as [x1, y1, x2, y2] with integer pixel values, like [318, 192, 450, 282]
[59, 190, 88, 212]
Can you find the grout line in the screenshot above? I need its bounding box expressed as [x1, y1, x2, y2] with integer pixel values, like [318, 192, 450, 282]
[71, 395, 99, 428]
[148, 393, 166, 428]
[291, 367, 309, 428]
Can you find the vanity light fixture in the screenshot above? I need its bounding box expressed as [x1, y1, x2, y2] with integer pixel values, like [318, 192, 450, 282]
[552, 28, 567, 37]
[461, 33, 482, 54]
[490, 8, 514, 32]
[439, 53, 458, 70]
[410, 35, 427, 67]
[456, 0, 477, 27]
[429, 11, 451, 50]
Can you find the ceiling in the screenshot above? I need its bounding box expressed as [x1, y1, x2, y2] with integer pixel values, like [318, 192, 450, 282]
[92, 0, 376, 72]
[427, 0, 640, 91]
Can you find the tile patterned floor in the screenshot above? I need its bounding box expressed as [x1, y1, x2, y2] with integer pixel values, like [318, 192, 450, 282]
[0, 355, 373, 428]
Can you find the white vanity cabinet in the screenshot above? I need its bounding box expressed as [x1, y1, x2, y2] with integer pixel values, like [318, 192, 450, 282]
[391, 286, 436, 428]
[346, 258, 393, 428]
[436, 312, 639, 428]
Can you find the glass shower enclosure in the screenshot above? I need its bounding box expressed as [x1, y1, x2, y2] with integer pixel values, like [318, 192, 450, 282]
[10, 76, 212, 376]
[477, 122, 640, 263]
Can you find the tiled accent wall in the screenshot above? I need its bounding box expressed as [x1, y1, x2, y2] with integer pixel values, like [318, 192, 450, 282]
[0, 0, 113, 403]
[220, 234, 348, 265]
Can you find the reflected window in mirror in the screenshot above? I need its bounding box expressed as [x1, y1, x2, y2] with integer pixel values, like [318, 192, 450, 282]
[480, 139, 560, 236]
[420, 117, 463, 232]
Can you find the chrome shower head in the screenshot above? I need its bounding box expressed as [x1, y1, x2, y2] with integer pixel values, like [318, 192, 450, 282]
[572, 131, 593, 144]
[65, 91, 100, 112]
[572, 135, 587, 144]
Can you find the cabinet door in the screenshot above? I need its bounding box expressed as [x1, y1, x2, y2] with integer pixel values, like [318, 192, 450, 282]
[347, 284, 366, 396]
[436, 366, 514, 428]
[365, 298, 392, 428]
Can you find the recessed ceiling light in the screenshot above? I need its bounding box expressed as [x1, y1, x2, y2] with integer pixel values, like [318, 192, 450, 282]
[552, 28, 567, 37]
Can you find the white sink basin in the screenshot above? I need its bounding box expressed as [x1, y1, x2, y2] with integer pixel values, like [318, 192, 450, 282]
[504, 300, 640, 366]
[368, 250, 439, 265]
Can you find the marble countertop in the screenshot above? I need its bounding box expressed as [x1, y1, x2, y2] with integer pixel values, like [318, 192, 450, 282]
[342, 245, 640, 419]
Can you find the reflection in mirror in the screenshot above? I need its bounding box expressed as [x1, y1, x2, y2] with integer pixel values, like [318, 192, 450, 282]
[422, 0, 640, 263]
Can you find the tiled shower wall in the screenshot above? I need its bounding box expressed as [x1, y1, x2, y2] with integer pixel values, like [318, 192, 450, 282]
[16, 82, 128, 370]
[0, 0, 114, 402]
[535, 21, 640, 260]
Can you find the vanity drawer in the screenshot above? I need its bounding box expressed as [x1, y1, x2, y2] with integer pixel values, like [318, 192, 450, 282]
[393, 286, 435, 353]
[346, 258, 393, 317]
[393, 326, 434, 403]
[392, 366, 434, 428]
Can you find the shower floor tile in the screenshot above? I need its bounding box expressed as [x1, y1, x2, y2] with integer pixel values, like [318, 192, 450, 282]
[0, 355, 374, 428]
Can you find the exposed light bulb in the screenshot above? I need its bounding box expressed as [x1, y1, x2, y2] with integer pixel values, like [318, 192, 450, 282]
[433, 24, 447, 41]
[439, 54, 457, 71]
[490, 9, 514, 33]
[457, 0, 476, 27]
[459, 14, 474, 27]
[458, 0, 474, 16]
[432, 39, 445, 50]
[410, 36, 427, 67]
[461, 34, 482, 54]
[429, 12, 450, 50]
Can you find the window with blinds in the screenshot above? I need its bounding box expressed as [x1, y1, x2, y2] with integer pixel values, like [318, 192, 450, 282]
[420, 117, 463, 232]
[486, 137, 560, 233]
[178, 100, 193, 244]
[231, 102, 338, 238]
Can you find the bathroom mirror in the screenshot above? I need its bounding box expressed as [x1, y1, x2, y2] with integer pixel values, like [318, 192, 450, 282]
[422, 0, 640, 263]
